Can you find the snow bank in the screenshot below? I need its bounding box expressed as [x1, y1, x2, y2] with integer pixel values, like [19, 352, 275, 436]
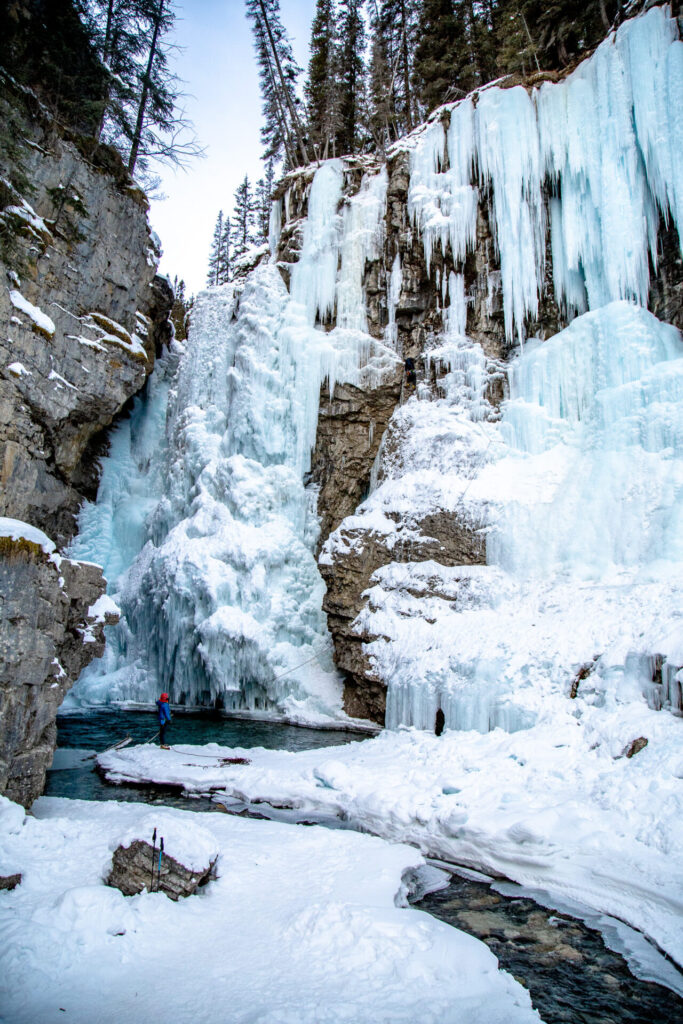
[0, 796, 541, 1024]
[99, 712, 683, 972]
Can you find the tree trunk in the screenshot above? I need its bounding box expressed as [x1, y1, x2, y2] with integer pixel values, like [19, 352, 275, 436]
[399, 0, 412, 130]
[97, 0, 118, 140]
[263, 41, 296, 168]
[258, 0, 309, 165]
[128, 0, 164, 175]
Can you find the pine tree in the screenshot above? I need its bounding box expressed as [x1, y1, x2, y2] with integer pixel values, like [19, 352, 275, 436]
[91, 0, 201, 178]
[368, 0, 420, 148]
[413, 0, 489, 113]
[0, 0, 108, 135]
[245, 0, 308, 167]
[305, 0, 341, 159]
[254, 163, 275, 244]
[231, 176, 257, 260]
[218, 217, 232, 282]
[170, 276, 191, 339]
[207, 211, 224, 286]
[337, 0, 367, 156]
[499, 1, 622, 72]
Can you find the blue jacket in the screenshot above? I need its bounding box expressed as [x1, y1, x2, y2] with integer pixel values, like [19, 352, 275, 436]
[156, 699, 171, 724]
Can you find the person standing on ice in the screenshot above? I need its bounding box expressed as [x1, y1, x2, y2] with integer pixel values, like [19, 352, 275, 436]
[156, 693, 172, 749]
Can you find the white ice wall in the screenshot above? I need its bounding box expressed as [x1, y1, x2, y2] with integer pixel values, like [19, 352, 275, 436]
[69, 162, 398, 718]
[369, 7, 683, 731]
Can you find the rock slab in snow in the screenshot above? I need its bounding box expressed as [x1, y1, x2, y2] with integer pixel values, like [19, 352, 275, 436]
[0, 872, 21, 890]
[107, 820, 218, 900]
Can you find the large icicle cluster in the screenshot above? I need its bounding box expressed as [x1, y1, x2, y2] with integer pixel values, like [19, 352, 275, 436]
[338, 6, 683, 733]
[406, 4, 683, 341]
[69, 162, 398, 717]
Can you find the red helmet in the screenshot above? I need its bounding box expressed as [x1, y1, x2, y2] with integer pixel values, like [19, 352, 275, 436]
[160, 693, 169, 702]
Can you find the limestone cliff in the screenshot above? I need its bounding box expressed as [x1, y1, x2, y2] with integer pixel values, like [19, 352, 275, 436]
[0, 71, 171, 802]
[0, 71, 172, 547]
[0, 527, 118, 807]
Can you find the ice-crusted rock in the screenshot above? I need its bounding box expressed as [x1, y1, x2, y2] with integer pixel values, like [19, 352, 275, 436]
[320, 513, 487, 723]
[0, 518, 119, 807]
[107, 815, 218, 900]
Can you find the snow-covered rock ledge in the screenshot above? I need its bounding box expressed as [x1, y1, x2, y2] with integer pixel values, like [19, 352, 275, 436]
[98, 706, 683, 972]
[0, 518, 119, 806]
[0, 795, 541, 1023]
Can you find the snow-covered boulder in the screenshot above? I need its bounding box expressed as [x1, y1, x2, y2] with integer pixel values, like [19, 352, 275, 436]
[107, 814, 219, 900]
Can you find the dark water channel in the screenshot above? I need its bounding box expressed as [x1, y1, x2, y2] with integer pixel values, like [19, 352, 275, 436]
[414, 874, 683, 1024]
[46, 711, 683, 1023]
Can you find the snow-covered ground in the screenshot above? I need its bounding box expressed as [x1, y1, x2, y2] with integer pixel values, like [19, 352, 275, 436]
[0, 795, 541, 1024]
[98, 705, 683, 976]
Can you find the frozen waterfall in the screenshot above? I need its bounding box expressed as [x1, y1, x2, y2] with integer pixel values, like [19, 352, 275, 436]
[376, 6, 683, 732]
[406, 4, 683, 341]
[68, 161, 397, 719]
[69, 6, 682, 733]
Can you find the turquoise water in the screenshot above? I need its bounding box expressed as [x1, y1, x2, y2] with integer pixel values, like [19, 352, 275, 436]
[45, 710, 364, 809]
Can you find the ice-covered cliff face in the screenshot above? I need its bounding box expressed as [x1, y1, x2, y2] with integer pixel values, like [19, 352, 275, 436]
[69, 162, 398, 719]
[71, 6, 683, 730]
[327, 4, 683, 729]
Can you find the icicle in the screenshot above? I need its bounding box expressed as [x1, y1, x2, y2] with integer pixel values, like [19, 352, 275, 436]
[268, 198, 282, 257]
[407, 103, 478, 277]
[336, 169, 388, 332]
[290, 159, 344, 325]
[385, 253, 402, 352]
[406, 6, 683, 342]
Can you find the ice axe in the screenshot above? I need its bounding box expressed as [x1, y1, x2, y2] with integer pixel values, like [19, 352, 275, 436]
[157, 837, 164, 891]
[150, 827, 157, 892]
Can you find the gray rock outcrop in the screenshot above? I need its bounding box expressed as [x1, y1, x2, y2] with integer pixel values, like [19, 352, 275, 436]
[0, 873, 21, 891]
[0, 530, 119, 807]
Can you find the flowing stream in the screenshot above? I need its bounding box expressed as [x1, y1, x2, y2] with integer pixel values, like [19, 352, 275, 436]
[45, 711, 683, 1024]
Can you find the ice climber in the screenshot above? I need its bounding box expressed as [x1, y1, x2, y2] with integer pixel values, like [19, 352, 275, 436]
[156, 692, 172, 748]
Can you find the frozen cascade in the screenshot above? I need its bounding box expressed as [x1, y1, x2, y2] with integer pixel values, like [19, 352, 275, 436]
[490, 301, 683, 575]
[382, 302, 683, 732]
[380, 8, 683, 732]
[68, 10, 683, 731]
[69, 161, 397, 718]
[405, 4, 683, 342]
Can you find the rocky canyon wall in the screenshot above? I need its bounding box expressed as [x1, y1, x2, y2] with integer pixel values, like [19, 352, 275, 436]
[0, 71, 171, 804]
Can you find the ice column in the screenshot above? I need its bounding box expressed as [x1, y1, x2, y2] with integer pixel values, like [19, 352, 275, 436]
[408, 101, 478, 276]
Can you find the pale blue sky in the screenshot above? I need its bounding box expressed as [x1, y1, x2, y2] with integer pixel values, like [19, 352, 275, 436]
[151, 0, 317, 295]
